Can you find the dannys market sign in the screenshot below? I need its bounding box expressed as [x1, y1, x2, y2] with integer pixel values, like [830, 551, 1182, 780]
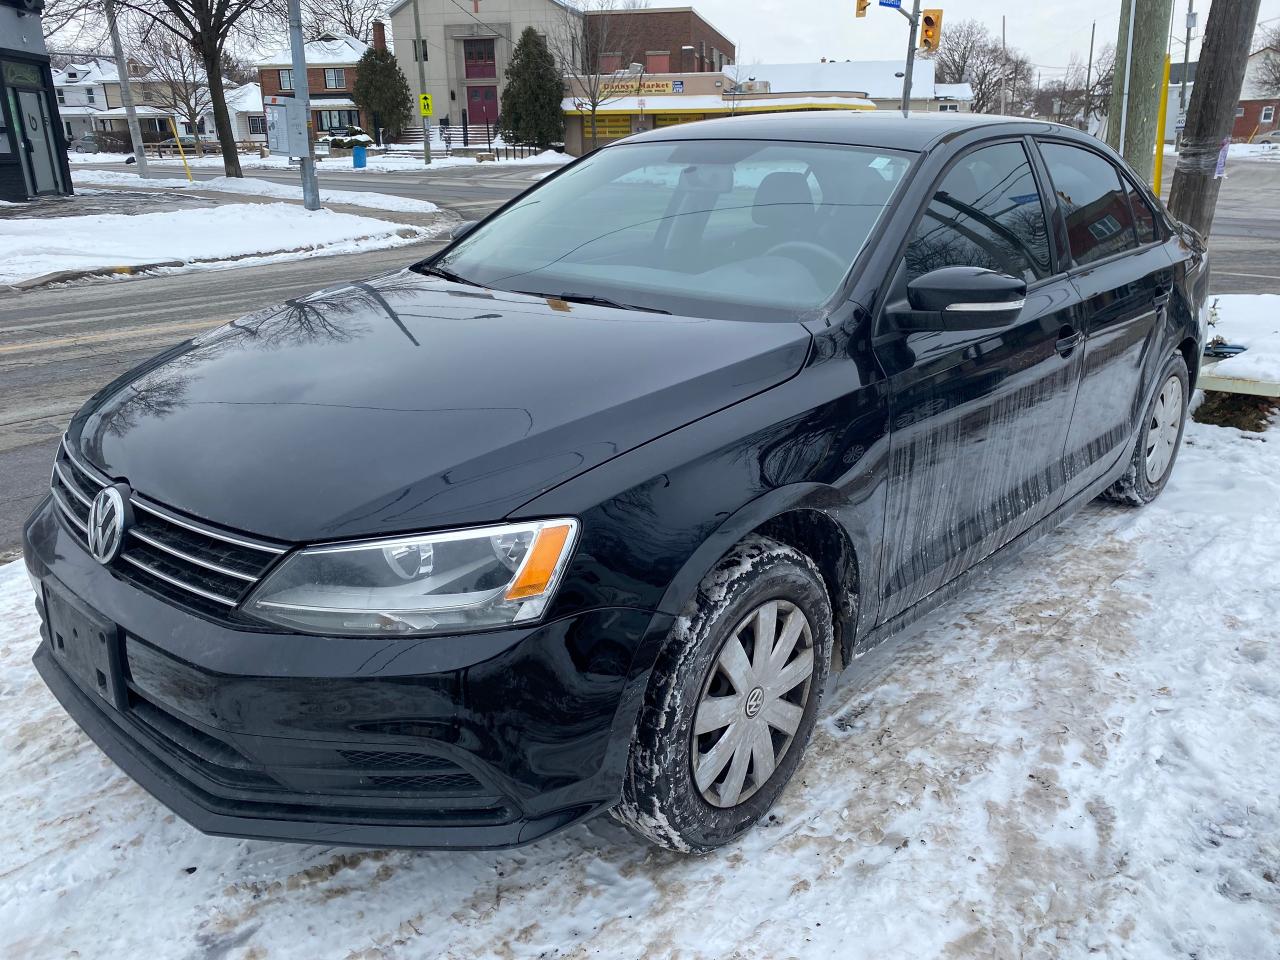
[600, 78, 685, 96]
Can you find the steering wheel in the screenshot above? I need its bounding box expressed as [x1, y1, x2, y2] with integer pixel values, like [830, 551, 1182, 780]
[762, 240, 848, 282]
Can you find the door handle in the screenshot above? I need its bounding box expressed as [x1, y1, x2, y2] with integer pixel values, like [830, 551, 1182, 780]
[1056, 326, 1082, 356]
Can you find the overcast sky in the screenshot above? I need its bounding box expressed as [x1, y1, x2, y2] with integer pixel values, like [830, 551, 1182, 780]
[689, 0, 1280, 83]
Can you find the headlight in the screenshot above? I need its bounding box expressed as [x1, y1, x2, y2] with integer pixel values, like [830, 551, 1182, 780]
[243, 518, 579, 636]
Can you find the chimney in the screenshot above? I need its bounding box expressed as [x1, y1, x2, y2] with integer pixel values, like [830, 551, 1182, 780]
[372, 20, 387, 52]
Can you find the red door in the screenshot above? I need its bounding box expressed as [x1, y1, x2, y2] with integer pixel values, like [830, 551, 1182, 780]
[468, 85, 498, 124]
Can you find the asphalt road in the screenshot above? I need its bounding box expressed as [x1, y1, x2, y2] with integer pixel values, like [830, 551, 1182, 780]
[2, 158, 1278, 558]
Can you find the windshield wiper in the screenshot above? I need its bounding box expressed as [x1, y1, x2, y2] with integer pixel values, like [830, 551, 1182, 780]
[416, 264, 483, 287]
[516, 290, 670, 314]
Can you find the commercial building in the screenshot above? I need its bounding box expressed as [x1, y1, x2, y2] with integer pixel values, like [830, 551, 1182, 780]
[587, 6, 735, 74]
[257, 32, 372, 134]
[1, 0, 71, 201]
[561, 60, 971, 155]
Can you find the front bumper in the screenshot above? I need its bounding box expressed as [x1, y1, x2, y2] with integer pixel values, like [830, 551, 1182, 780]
[23, 497, 671, 849]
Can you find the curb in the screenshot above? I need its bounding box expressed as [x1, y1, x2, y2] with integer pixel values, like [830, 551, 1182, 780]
[9, 261, 185, 291]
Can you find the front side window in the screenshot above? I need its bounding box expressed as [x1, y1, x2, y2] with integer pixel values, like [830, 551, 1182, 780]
[904, 141, 1050, 284]
[56, 88, 66, 104]
[86, 87, 95, 103]
[938, 102, 959, 112]
[434, 139, 913, 321]
[279, 69, 293, 91]
[248, 114, 266, 135]
[324, 68, 346, 89]
[1263, 105, 1276, 123]
[1040, 141, 1137, 265]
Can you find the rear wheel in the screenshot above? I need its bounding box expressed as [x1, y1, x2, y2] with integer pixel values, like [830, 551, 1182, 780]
[1102, 352, 1190, 506]
[615, 535, 833, 852]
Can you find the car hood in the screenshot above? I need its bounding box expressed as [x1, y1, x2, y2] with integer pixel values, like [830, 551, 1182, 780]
[70, 270, 811, 542]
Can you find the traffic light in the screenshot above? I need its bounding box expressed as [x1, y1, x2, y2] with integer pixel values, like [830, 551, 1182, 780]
[856, 0, 870, 17]
[920, 8, 943, 51]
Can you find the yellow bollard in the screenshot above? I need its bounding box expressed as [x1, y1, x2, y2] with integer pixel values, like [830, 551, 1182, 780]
[1152, 54, 1171, 198]
[168, 117, 194, 183]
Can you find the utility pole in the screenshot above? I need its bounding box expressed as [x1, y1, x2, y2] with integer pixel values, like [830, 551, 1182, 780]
[1179, 0, 1195, 112]
[1108, 0, 1174, 184]
[1168, 0, 1261, 236]
[1000, 16, 1007, 115]
[1083, 21, 1095, 129]
[897, 0, 922, 117]
[102, 0, 147, 177]
[285, 0, 320, 210]
[412, 0, 432, 165]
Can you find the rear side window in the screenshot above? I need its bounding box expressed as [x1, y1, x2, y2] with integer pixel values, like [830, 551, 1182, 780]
[904, 141, 1050, 284]
[1039, 142, 1138, 265]
[1124, 177, 1159, 244]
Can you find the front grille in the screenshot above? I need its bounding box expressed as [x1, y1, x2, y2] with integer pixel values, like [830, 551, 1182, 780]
[50, 436, 287, 616]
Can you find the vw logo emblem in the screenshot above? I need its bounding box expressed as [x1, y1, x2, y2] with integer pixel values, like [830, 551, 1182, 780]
[744, 686, 765, 719]
[86, 486, 129, 565]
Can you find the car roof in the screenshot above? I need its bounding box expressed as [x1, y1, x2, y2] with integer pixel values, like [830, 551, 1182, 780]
[622, 110, 1084, 153]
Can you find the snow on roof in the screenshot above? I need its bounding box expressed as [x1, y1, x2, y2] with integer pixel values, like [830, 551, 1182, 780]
[54, 60, 121, 87]
[256, 33, 368, 67]
[224, 82, 263, 113]
[934, 82, 973, 101]
[732, 60, 938, 101]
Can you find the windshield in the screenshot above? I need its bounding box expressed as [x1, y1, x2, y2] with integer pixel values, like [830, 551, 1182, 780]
[428, 138, 914, 321]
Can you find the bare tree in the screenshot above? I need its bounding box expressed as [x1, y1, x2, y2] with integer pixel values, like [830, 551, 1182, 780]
[925, 18, 1035, 115]
[551, 0, 652, 150]
[299, 0, 383, 40]
[130, 24, 213, 138]
[41, 0, 107, 46]
[1254, 25, 1280, 96]
[117, 0, 273, 176]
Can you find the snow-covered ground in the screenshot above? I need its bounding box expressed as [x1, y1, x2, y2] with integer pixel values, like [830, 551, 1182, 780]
[70, 170, 441, 215]
[1209, 293, 1280, 383]
[68, 149, 574, 173]
[0, 203, 430, 287]
[1, 417, 1276, 959]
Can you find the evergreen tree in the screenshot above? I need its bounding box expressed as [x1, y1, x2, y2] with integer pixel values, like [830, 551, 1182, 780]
[500, 27, 564, 148]
[352, 47, 412, 145]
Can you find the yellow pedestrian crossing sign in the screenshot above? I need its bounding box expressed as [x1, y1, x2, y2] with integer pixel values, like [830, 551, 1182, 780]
[419, 94, 433, 117]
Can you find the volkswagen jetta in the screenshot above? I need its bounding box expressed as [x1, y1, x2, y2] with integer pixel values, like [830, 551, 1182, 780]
[24, 113, 1207, 852]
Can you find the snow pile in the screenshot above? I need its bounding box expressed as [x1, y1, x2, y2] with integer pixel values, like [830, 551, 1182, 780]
[1209, 293, 1280, 383]
[70, 170, 441, 214]
[0, 419, 1277, 957]
[68, 150, 574, 173]
[0, 203, 426, 286]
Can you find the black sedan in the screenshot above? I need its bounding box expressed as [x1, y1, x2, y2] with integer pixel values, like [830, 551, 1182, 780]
[23, 112, 1207, 852]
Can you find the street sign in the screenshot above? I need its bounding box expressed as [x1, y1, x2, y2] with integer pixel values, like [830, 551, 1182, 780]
[878, 0, 900, 7]
[1176, 114, 1186, 131]
[419, 93, 433, 117]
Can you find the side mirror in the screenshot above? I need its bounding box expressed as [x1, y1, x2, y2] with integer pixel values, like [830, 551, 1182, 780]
[450, 220, 479, 241]
[898, 266, 1027, 331]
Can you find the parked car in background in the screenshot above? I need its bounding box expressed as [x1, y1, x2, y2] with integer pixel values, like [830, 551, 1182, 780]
[24, 112, 1208, 854]
[1254, 129, 1280, 145]
[154, 136, 218, 155]
[67, 133, 100, 154]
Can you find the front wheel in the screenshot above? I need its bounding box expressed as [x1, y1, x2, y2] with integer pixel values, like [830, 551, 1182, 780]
[1101, 352, 1190, 506]
[615, 535, 833, 852]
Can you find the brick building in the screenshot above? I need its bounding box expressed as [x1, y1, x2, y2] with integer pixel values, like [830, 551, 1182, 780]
[257, 31, 371, 134]
[588, 6, 735, 75]
[1231, 45, 1279, 140]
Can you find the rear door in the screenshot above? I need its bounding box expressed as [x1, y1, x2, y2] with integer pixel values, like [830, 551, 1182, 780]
[1035, 140, 1176, 501]
[874, 139, 1085, 624]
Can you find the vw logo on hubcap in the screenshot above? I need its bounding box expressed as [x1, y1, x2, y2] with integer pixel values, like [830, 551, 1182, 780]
[744, 686, 765, 719]
[86, 486, 129, 564]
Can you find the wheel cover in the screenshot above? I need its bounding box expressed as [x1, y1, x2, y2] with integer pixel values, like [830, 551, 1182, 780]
[1144, 374, 1184, 483]
[690, 598, 815, 808]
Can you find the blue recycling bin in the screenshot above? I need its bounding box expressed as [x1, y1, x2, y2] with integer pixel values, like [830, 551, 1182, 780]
[352, 145, 367, 169]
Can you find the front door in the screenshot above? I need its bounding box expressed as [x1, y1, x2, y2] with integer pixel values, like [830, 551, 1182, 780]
[1036, 140, 1175, 501]
[467, 85, 498, 125]
[16, 88, 59, 195]
[874, 139, 1083, 624]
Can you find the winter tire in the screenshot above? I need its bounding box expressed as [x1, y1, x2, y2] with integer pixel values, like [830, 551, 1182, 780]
[1101, 351, 1190, 506]
[615, 535, 834, 852]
